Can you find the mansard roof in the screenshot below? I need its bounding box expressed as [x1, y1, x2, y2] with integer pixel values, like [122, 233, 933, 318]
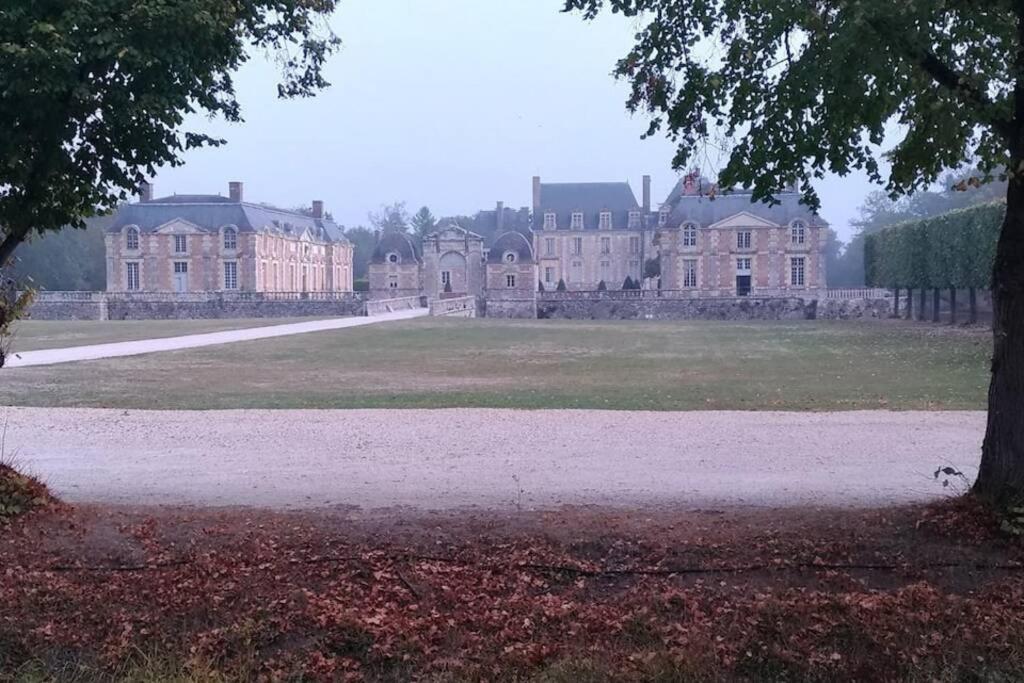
[661, 184, 828, 228]
[532, 181, 641, 231]
[487, 231, 535, 264]
[370, 231, 421, 264]
[109, 195, 348, 244]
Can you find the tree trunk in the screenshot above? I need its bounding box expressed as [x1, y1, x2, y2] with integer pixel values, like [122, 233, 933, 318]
[932, 288, 940, 323]
[906, 288, 913, 320]
[893, 287, 900, 318]
[969, 287, 978, 324]
[918, 287, 926, 321]
[973, 174, 1024, 505]
[950, 287, 957, 325]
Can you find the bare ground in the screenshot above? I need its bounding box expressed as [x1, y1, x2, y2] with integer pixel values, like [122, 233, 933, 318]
[2, 407, 984, 510]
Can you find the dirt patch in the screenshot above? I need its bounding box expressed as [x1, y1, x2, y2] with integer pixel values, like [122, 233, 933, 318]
[2, 501, 1022, 681]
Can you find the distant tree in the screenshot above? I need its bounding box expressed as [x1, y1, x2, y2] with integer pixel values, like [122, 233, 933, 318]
[369, 202, 410, 234]
[597, 280, 607, 291]
[622, 275, 635, 290]
[344, 226, 376, 280]
[643, 258, 660, 280]
[9, 215, 110, 290]
[556, 278, 567, 292]
[538, 280, 545, 292]
[410, 206, 437, 238]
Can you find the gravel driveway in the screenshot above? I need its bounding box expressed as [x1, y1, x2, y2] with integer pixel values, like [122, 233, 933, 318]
[3, 407, 984, 510]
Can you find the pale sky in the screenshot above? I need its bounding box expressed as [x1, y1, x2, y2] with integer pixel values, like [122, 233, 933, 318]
[153, 0, 881, 241]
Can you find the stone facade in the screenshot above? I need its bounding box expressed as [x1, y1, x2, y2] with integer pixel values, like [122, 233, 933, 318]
[367, 232, 423, 299]
[421, 226, 486, 299]
[483, 232, 538, 318]
[106, 182, 353, 295]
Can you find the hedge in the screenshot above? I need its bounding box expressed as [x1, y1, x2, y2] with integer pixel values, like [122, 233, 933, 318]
[864, 201, 1003, 289]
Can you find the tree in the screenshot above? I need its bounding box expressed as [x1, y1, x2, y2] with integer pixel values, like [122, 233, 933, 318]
[622, 275, 635, 290]
[344, 226, 376, 280]
[597, 280, 608, 291]
[643, 257, 660, 280]
[411, 206, 437, 238]
[8, 215, 110, 291]
[0, 1, 339, 266]
[538, 280, 545, 292]
[567, 0, 1024, 506]
[556, 278, 567, 292]
[369, 202, 410, 234]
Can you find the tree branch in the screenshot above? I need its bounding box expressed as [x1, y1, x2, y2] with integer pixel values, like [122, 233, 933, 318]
[916, 50, 1014, 141]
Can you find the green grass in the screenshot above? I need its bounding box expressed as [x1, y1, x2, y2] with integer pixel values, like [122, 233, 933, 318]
[8, 318, 326, 351]
[0, 318, 991, 411]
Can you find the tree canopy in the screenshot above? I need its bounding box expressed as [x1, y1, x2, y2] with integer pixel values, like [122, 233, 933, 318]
[0, 0, 340, 265]
[368, 202, 410, 234]
[411, 207, 437, 238]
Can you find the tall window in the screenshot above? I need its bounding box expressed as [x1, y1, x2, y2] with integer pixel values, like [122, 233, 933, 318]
[791, 220, 806, 245]
[791, 257, 806, 286]
[683, 259, 698, 288]
[543, 212, 557, 230]
[571, 212, 584, 230]
[629, 236, 640, 254]
[126, 262, 140, 290]
[125, 227, 140, 251]
[545, 237, 555, 256]
[600, 237, 611, 254]
[572, 237, 583, 255]
[506, 274, 516, 288]
[571, 260, 583, 282]
[629, 259, 640, 276]
[223, 227, 237, 250]
[544, 266, 554, 284]
[599, 211, 612, 230]
[600, 260, 610, 278]
[173, 234, 187, 254]
[682, 222, 698, 247]
[628, 211, 641, 229]
[441, 271, 451, 287]
[736, 231, 752, 249]
[224, 261, 238, 290]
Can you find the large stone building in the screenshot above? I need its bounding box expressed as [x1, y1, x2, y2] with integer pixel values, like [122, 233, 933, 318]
[531, 176, 654, 291]
[656, 176, 827, 297]
[106, 182, 354, 294]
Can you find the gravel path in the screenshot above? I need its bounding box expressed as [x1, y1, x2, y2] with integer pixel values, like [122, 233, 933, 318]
[2, 407, 984, 510]
[5, 308, 428, 368]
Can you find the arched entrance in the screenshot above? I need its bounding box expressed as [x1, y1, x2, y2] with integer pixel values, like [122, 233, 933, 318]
[439, 251, 468, 295]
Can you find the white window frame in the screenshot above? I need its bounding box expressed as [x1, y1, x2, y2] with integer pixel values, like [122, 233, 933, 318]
[223, 261, 238, 290]
[736, 257, 752, 273]
[683, 259, 698, 288]
[659, 207, 670, 226]
[682, 222, 698, 247]
[126, 262, 140, 291]
[791, 220, 807, 245]
[628, 211, 641, 229]
[388, 274, 399, 289]
[791, 256, 806, 286]
[125, 227, 140, 251]
[737, 231, 752, 249]
[571, 212, 584, 230]
[441, 270, 451, 287]
[570, 260, 583, 283]
[544, 266, 554, 284]
[173, 234, 187, 254]
[543, 212, 557, 230]
[599, 211, 612, 230]
[223, 227, 237, 251]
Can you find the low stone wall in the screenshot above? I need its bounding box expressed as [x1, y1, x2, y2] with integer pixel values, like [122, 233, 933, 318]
[537, 295, 893, 321]
[482, 297, 537, 319]
[28, 293, 365, 321]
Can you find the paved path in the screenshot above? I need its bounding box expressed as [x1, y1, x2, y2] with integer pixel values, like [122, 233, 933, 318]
[5, 308, 429, 368]
[3, 407, 984, 510]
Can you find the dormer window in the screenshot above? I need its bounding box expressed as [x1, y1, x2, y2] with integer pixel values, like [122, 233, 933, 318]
[599, 211, 612, 230]
[504, 251, 517, 264]
[682, 222, 698, 247]
[223, 227, 237, 250]
[543, 212, 557, 230]
[628, 211, 641, 229]
[125, 227, 140, 251]
[386, 252, 400, 264]
[571, 212, 584, 230]
[791, 220, 807, 245]
[659, 207, 670, 226]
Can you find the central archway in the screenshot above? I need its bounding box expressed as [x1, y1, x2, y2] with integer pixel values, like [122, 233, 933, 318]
[438, 250, 468, 295]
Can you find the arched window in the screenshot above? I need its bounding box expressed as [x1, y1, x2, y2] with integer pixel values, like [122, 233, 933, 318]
[791, 220, 807, 245]
[682, 222, 698, 247]
[223, 227, 237, 250]
[125, 227, 140, 251]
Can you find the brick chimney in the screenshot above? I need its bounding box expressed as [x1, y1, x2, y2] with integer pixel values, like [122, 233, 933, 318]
[229, 181, 244, 202]
[682, 171, 699, 196]
[532, 176, 541, 213]
[642, 175, 651, 213]
[496, 201, 504, 232]
[312, 200, 324, 219]
[139, 181, 153, 203]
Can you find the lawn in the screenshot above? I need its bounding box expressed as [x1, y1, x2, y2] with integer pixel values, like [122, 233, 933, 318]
[8, 317, 325, 351]
[0, 318, 991, 410]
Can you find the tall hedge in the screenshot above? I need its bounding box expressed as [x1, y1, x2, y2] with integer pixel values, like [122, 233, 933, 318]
[864, 201, 1003, 289]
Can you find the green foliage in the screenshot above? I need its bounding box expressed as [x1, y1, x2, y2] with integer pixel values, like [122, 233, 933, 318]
[643, 258, 660, 280]
[410, 206, 436, 238]
[7, 215, 110, 291]
[0, 281, 34, 368]
[0, 462, 52, 522]
[343, 227, 376, 280]
[538, 280, 545, 292]
[352, 278, 369, 293]
[0, 0, 339, 264]
[556, 278, 567, 292]
[622, 275, 635, 290]
[864, 202, 1004, 288]
[597, 280, 608, 291]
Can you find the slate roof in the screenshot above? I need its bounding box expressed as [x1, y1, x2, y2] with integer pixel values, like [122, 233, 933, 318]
[661, 186, 828, 228]
[532, 182, 642, 231]
[487, 231, 534, 264]
[370, 231, 421, 264]
[109, 195, 348, 244]
[472, 207, 532, 242]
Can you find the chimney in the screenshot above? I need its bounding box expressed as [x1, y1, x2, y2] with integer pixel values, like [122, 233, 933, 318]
[139, 181, 153, 203]
[496, 201, 504, 232]
[229, 181, 244, 202]
[642, 175, 651, 213]
[532, 176, 541, 213]
[312, 200, 324, 219]
[682, 171, 698, 196]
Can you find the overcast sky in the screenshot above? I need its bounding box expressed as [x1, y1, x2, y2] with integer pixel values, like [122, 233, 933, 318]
[153, 0, 883, 241]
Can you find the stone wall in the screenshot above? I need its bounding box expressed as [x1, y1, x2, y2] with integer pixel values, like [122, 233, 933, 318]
[483, 297, 537, 319]
[28, 293, 365, 321]
[537, 294, 893, 321]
